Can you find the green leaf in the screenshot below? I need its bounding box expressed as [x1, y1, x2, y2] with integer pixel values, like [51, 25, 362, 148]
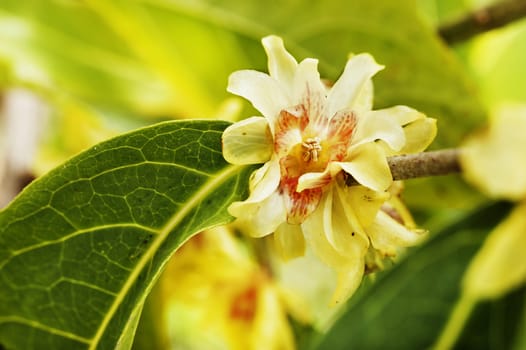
[0, 120, 253, 350]
[455, 284, 526, 350]
[314, 201, 513, 350]
[130, 279, 170, 350]
[141, 0, 486, 215]
[1, 0, 484, 139]
[0, 3, 172, 115]
[468, 20, 526, 109]
[1, 1, 486, 214]
[142, 0, 484, 146]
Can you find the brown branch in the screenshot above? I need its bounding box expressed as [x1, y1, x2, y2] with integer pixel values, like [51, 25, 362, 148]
[439, 0, 526, 45]
[346, 149, 461, 186]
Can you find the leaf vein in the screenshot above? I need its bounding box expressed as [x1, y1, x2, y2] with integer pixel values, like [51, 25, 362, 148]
[87, 164, 242, 349]
[0, 223, 158, 270]
[0, 316, 91, 344]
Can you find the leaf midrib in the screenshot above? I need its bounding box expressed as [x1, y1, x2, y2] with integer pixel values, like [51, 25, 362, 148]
[87, 163, 242, 349]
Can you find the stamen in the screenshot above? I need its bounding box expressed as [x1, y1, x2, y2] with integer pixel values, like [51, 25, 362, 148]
[302, 137, 322, 162]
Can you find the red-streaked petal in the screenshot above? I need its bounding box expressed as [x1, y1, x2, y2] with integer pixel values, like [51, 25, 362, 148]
[327, 110, 357, 160]
[327, 109, 357, 141]
[282, 180, 322, 225]
[279, 155, 302, 180]
[274, 106, 304, 156]
[292, 58, 327, 130]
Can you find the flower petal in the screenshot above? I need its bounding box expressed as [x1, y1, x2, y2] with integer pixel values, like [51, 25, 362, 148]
[332, 262, 365, 306]
[372, 105, 436, 154]
[302, 188, 367, 263]
[275, 57, 329, 135]
[352, 109, 406, 151]
[327, 109, 357, 143]
[325, 186, 370, 255]
[384, 184, 418, 229]
[379, 105, 425, 126]
[461, 108, 526, 200]
[229, 190, 286, 238]
[274, 106, 304, 157]
[366, 210, 424, 255]
[302, 192, 368, 305]
[301, 201, 349, 268]
[293, 58, 327, 124]
[228, 159, 281, 234]
[248, 157, 281, 200]
[463, 203, 526, 299]
[399, 117, 437, 154]
[338, 143, 392, 191]
[273, 223, 306, 261]
[252, 283, 296, 350]
[222, 117, 273, 164]
[227, 70, 290, 128]
[297, 170, 332, 192]
[283, 184, 323, 225]
[326, 53, 384, 118]
[352, 79, 374, 115]
[262, 35, 298, 92]
[340, 185, 390, 228]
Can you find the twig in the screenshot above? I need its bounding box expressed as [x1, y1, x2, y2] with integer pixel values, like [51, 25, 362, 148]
[439, 0, 526, 45]
[345, 149, 461, 186]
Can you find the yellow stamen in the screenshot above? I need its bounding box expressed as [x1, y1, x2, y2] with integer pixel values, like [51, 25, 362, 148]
[302, 137, 322, 162]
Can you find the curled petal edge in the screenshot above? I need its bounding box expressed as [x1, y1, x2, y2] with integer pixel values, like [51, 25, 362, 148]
[336, 143, 393, 192]
[222, 116, 273, 165]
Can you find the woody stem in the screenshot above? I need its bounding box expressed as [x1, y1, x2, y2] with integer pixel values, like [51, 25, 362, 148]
[438, 0, 526, 45]
[345, 149, 461, 186]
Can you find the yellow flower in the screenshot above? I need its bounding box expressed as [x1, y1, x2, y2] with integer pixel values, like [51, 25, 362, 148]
[463, 202, 526, 300]
[160, 227, 301, 350]
[436, 106, 526, 349]
[222, 35, 436, 303]
[462, 105, 526, 201]
[460, 105, 526, 299]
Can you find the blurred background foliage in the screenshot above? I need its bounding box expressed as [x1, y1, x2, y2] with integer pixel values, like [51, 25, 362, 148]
[1, 0, 495, 169]
[1, 0, 525, 349]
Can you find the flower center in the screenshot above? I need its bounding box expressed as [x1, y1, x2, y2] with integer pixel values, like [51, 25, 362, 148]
[302, 137, 322, 162]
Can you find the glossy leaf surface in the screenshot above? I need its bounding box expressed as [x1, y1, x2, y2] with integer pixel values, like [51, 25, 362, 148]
[0, 120, 252, 350]
[314, 202, 513, 349]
